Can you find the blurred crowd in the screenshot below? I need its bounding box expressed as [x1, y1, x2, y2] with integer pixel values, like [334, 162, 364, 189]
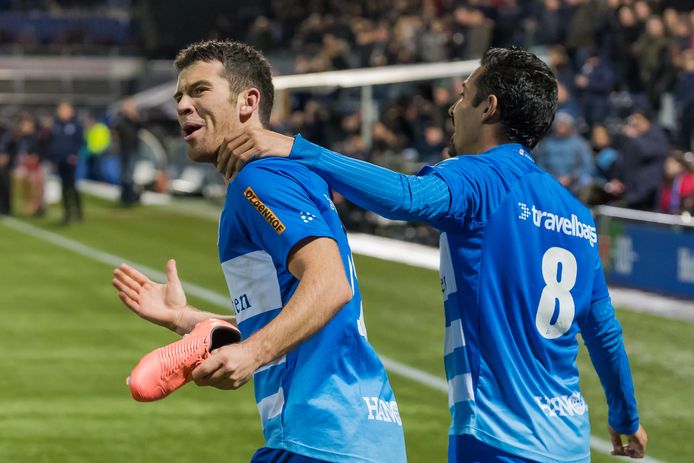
[1, 0, 694, 237]
[0, 0, 135, 55]
[0, 99, 145, 223]
[233, 0, 694, 219]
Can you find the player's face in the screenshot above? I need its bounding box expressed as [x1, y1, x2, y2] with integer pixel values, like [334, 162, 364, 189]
[448, 68, 485, 156]
[175, 60, 239, 164]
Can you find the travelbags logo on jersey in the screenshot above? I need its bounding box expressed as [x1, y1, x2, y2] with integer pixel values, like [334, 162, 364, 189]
[244, 186, 286, 235]
[518, 202, 597, 247]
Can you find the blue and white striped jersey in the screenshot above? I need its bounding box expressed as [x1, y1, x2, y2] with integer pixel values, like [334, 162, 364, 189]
[420, 144, 637, 463]
[218, 157, 407, 463]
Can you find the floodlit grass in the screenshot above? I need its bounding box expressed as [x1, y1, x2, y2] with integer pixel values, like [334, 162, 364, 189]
[0, 196, 691, 462]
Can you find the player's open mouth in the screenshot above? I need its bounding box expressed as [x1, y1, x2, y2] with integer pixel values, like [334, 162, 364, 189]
[182, 121, 205, 141]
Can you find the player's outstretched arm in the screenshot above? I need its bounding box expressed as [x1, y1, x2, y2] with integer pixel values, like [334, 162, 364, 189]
[609, 424, 648, 458]
[217, 128, 451, 223]
[112, 259, 235, 335]
[191, 237, 352, 390]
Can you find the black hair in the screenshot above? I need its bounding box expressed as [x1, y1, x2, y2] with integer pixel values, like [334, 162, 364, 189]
[175, 40, 274, 127]
[472, 47, 558, 149]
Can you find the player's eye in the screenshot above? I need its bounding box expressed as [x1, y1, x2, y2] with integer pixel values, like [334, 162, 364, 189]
[193, 87, 208, 96]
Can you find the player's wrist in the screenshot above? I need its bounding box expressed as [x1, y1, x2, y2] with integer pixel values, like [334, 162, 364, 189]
[170, 307, 194, 335]
[242, 336, 270, 370]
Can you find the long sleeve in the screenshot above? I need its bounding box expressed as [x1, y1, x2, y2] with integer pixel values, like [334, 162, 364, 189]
[579, 258, 640, 434]
[289, 134, 451, 223]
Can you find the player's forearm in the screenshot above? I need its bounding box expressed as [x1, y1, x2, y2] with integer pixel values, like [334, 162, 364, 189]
[242, 263, 352, 368]
[290, 135, 450, 222]
[581, 299, 640, 434]
[172, 306, 237, 336]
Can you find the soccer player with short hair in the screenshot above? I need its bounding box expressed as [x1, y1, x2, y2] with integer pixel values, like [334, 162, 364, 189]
[112, 40, 407, 463]
[219, 47, 648, 462]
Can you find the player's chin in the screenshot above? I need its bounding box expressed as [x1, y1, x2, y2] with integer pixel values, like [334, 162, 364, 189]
[186, 145, 216, 164]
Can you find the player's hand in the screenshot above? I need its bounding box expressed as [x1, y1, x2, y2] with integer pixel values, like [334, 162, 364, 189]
[216, 127, 295, 180]
[191, 342, 261, 390]
[112, 259, 189, 333]
[609, 424, 647, 458]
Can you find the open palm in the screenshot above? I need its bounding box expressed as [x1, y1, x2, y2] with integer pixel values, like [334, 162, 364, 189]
[112, 259, 188, 331]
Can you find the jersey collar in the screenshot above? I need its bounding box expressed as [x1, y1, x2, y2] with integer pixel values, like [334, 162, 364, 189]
[482, 143, 535, 163]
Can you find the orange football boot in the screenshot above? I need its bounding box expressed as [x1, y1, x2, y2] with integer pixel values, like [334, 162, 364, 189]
[128, 318, 241, 402]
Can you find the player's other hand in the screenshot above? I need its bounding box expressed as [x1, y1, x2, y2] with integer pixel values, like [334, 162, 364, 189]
[112, 259, 189, 334]
[216, 127, 295, 180]
[609, 424, 647, 458]
[191, 342, 261, 390]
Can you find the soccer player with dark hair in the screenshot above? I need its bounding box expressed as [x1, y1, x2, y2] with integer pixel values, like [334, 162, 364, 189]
[220, 47, 648, 462]
[112, 40, 407, 463]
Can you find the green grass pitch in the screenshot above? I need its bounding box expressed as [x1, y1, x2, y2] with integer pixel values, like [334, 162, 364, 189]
[0, 196, 691, 462]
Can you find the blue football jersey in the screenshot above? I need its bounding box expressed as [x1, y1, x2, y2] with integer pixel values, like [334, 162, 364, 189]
[419, 144, 612, 463]
[218, 158, 407, 463]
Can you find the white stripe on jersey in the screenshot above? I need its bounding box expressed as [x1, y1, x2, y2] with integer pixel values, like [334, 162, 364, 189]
[440, 233, 458, 301]
[448, 373, 474, 407]
[445, 318, 466, 355]
[221, 250, 282, 324]
[258, 387, 285, 426]
[255, 355, 287, 374]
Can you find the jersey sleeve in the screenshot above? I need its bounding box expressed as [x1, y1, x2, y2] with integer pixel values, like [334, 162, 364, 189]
[578, 255, 640, 434]
[289, 134, 451, 223]
[417, 158, 486, 232]
[227, 162, 335, 267]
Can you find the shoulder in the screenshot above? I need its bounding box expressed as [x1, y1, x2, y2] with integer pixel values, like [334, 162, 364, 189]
[234, 158, 320, 191]
[229, 158, 327, 205]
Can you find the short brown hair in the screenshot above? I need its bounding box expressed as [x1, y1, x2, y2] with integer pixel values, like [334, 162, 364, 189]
[175, 40, 274, 127]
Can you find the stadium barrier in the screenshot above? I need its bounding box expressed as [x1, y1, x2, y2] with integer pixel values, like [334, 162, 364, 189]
[597, 205, 694, 299]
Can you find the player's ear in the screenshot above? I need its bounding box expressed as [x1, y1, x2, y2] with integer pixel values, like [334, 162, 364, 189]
[481, 94, 501, 124]
[238, 88, 261, 119]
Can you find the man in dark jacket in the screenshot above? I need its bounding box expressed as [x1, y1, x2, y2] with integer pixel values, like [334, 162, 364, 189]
[0, 121, 17, 215]
[114, 98, 141, 207]
[51, 101, 84, 224]
[608, 110, 669, 210]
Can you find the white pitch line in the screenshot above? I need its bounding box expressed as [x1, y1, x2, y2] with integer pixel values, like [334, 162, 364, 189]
[0, 216, 667, 463]
[0, 216, 230, 309]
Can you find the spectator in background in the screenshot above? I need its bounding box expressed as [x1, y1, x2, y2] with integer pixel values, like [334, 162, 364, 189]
[658, 150, 694, 214]
[535, 111, 594, 197]
[431, 84, 454, 129]
[632, 15, 676, 110]
[246, 16, 277, 52]
[0, 119, 19, 215]
[83, 113, 111, 181]
[416, 125, 448, 164]
[608, 110, 670, 210]
[574, 52, 615, 127]
[557, 81, 581, 119]
[13, 115, 43, 216]
[452, 6, 493, 60]
[666, 9, 692, 60]
[565, 0, 602, 67]
[419, 18, 449, 63]
[633, 0, 653, 26]
[51, 101, 83, 224]
[584, 124, 620, 205]
[317, 32, 351, 71]
[675, 49, 694, 151]
[114, 97, 141, 207]
[613, 6, 643, 93]
[591, 124, 619, 182]
[533, 0, 567, 46]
